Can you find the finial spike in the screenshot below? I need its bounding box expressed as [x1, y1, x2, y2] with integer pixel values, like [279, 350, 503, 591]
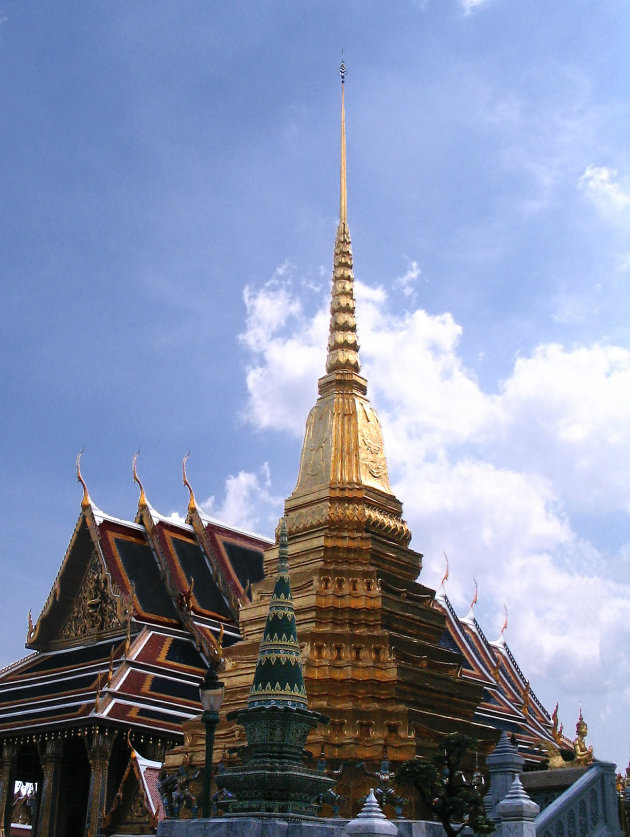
[326, 61, 360, 375]
[440, 551, 449, 588]
[132, 451, 147, 507]
[182, 452, 197, 515]
[470, 577, 479, 609]
[339, 61, 347, 226]
[76, 449, 91, 509]
[500, 603, 509, 636]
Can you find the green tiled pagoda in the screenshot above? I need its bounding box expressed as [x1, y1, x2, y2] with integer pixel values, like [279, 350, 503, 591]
[248, 522, 308, 709]
[216, 521, 335, 817]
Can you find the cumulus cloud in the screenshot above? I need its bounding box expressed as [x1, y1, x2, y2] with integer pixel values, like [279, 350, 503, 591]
[201, 462, 283, 535]
[394, 260, 422, 298]
[239, 267, 328, 434]
[234, 269, 630, 765]
[580, 165, 630, 218]
[460, 0, 493, 14]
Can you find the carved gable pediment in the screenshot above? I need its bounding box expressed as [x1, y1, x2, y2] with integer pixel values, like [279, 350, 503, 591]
[59, 550, 125, 644]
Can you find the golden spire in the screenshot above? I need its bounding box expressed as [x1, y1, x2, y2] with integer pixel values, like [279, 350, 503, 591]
[132, 451, 147, 507]
[182, 452, 197, 516]
[326, 60, 360, 375]
[76, 449, 91, 509]
[339, 60, 347, 226]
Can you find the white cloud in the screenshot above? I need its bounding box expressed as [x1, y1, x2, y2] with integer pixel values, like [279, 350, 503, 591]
[460, 0, 493, 15]
[201, 462, 283, 534]
[580, 165, 630, 217]
[394, 260, 422, 298]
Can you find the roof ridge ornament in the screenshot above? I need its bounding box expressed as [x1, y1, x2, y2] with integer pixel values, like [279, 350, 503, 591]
[76, 449, 91, 510]
[132, 451, 148, 508]
[500, 603, 508, 636]
[182, 452, 197, 516]
[470, 577, 479, 609]
[440, 551, 449, 589]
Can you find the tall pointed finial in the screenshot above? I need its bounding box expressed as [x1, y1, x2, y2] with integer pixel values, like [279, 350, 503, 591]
[500, 603, 508, 636]
[76, 449, 91, 509]
[470, 577, 479, 609]
[440, 551, 449, 588]
[326, 60, 360, 375]
[182, 452, 197, 515]
[339, 59, 347, 226]
[132, 451, 147, 507]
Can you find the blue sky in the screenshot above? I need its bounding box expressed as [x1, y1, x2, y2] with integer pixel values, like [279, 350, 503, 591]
[1, 1, 629, 770]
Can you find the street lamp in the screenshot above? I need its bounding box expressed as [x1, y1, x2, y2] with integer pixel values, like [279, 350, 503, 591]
[199, 663, 225, 818]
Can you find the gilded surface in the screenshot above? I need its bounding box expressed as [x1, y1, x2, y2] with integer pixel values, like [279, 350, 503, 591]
[294, 404, 332, 492]
[357, 402, 391, 492]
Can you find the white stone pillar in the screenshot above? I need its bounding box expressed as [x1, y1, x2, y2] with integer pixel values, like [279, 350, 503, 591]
[495, 776, 539, 837]
[484, 733, 525, 821]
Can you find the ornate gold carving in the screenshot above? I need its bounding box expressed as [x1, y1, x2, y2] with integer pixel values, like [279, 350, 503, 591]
[60, 552, 124, 641]
[357, 403, 391, 492]
[286, 500, 410, 545]
[294, 405, 333, 492]
[128, 785, 150, 823]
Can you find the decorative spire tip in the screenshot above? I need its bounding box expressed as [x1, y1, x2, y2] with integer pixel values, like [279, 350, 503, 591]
[76, 449, 91, 509]
[132, 451, 147, 507]
[182, 452, 197, 514]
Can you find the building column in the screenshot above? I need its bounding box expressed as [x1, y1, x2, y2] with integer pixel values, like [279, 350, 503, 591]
[34, 738, 64, 837]
[84, 728, 115, 837]
[0, 741, 18, 836]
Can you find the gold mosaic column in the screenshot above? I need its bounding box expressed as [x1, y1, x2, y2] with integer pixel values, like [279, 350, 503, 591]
[0, 741, 18, 835]
[84, 729, 115, 837]
[34, 738, 64, 837]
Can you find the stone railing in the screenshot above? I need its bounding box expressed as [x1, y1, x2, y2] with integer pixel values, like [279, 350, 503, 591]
[535, 762, 622, 837]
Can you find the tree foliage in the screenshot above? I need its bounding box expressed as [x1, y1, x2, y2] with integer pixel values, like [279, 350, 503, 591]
[395, 734, 495, 837]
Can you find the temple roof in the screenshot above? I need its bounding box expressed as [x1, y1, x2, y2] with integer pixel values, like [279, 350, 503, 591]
[434, 589, 573, 762]
[0, 492, 270, 740]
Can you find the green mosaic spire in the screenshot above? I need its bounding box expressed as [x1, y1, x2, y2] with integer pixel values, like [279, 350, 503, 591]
[248, 519, 308, 709]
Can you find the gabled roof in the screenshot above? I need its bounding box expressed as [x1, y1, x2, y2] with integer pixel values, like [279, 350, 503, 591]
[28, 499, 269, 653]
[103, 745, 165, 832]
[434, 590, 570, 763]
[0, 496, 269, 741]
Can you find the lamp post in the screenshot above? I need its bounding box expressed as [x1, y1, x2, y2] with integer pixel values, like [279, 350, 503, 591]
[199, 663, 225, 818]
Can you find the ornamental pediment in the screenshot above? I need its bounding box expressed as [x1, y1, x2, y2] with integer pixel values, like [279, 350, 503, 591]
[58, 550, 127, 644]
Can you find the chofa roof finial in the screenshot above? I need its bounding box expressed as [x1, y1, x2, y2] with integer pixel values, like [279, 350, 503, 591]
[182, 452, 197, 515]
[132, 451, 147, 507]
[76, 449, 91, 509]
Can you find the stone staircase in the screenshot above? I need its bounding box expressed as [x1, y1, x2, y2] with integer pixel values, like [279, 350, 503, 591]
[535, 761, 621, 837]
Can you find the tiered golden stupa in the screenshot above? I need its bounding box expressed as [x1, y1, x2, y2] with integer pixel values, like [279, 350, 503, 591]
[163, 64, 497, 814]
